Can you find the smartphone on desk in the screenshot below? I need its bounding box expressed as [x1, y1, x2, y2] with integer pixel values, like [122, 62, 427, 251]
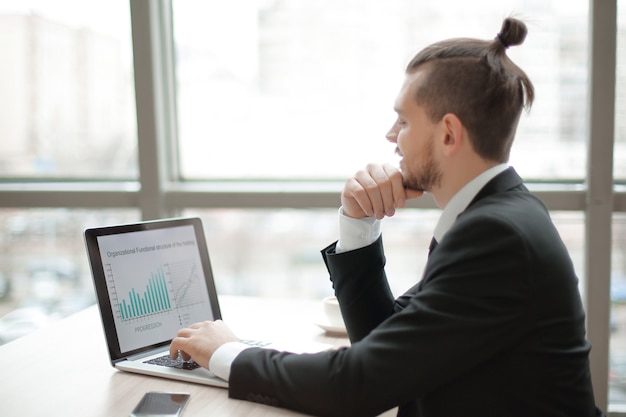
[130, 392, 191, 417]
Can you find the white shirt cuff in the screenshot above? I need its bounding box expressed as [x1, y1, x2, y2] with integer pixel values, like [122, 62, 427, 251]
[336, 207, 381, 253]
[208, 341, 251, 381]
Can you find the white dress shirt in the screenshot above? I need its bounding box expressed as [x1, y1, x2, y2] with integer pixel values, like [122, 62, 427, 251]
[208, 164, 509, 381]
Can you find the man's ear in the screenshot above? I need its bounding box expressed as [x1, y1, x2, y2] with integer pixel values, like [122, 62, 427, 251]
[440, 113, 465, 156]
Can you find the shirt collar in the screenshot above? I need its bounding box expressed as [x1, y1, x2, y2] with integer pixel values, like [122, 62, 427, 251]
[433, 164, 508, 243]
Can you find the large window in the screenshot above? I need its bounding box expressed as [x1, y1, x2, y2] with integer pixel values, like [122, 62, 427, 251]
[0, 208, 138, 344]
[173, 0, 593, 181]
[617, 0, 626, 181]
[0, 1, 136, 178]
[184, 209, 435, 299]
[612, 214, 626, 403]
[0, 0, 623, 413]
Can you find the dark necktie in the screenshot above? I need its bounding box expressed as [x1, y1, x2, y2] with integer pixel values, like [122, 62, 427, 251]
[428, 237, 438, 255]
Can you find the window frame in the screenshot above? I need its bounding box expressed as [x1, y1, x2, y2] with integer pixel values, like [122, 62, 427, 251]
[0, 0, 623, 413]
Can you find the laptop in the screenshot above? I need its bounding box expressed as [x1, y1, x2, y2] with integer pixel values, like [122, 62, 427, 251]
[84, 217, 330, 388]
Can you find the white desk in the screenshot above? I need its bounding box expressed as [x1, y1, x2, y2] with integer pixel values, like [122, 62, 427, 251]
[0, 296, 396, 416]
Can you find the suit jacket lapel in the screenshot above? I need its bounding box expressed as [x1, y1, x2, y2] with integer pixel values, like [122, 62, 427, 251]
[405, 168, 527, 303]
[466, 167, 526, 210]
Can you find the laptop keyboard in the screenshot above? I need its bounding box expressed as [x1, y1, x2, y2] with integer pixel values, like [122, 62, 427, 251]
[144, 340, 272, 371]
[145, 355, 201, 370]
[240, 339, 272, 348]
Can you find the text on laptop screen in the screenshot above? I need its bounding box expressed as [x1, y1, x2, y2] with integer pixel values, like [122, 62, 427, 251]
[96, 224, 214, 353]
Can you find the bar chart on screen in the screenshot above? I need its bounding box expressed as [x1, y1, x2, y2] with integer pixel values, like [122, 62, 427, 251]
[118, 266, 171, 320]
[105, 259, 205, 322]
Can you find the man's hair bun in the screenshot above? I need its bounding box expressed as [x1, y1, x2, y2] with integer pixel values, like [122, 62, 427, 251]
[495, 17, 528, 49]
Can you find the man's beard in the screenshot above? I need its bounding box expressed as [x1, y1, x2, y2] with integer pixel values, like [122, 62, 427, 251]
[401, 149, 442, 193]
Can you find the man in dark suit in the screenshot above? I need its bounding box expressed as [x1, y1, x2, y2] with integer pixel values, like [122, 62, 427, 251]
[170, 17, 602, 416]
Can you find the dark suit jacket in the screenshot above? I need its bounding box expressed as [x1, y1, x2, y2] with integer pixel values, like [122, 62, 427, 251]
[228, 168, 601, 417]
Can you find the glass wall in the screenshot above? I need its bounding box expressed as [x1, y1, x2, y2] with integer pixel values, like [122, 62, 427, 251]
[184, 208, 436, 299]
[616, 0, 626, 181]
[0, 1, 137, 178]
[173, 0, 590, 181]
[612, 214, 626, 403]
[0, 209, 138, 344]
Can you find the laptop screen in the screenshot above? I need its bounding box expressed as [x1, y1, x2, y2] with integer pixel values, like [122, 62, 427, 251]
[85, 218, 221, 361]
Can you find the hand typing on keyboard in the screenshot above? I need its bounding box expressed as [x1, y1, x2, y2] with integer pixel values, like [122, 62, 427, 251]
[169, 320, 239, 369]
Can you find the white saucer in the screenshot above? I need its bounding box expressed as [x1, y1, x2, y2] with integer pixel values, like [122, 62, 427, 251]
[314, 320, 348, 336]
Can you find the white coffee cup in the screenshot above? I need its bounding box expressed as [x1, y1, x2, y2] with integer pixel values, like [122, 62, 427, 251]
[322, 296, 345, 329]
